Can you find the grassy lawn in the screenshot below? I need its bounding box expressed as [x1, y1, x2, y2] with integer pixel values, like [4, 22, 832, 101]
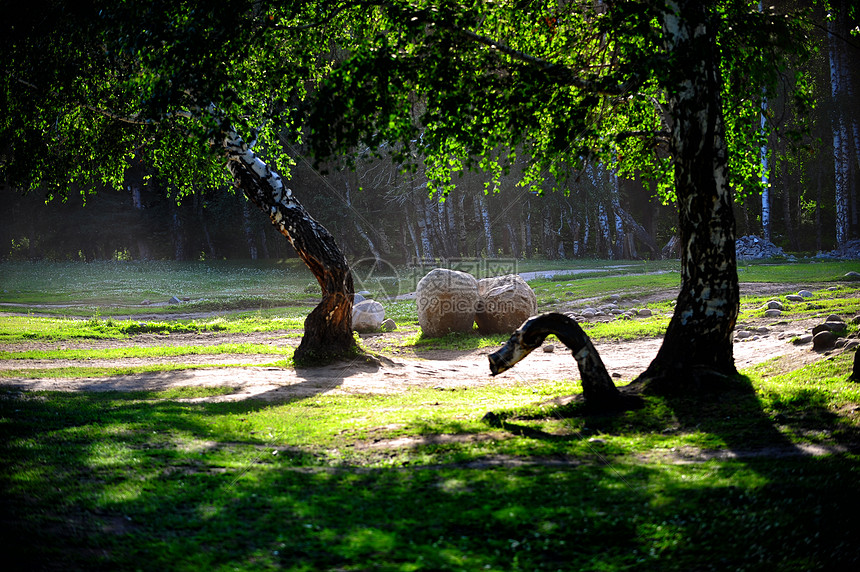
[1, 259, 859, 570]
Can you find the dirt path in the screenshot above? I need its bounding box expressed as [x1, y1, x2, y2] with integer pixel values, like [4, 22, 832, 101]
[1, 281, 857, 402]
[0, 320, 830, 401]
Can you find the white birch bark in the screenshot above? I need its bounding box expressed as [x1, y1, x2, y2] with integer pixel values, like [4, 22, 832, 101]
[598, 203, 611, 258]
[478, 191, 495, 257]
[758, 2, 771, 243]
[610, 170, 625, 258]
[760, 96, 771, 242]
[829, 17, 850, 246]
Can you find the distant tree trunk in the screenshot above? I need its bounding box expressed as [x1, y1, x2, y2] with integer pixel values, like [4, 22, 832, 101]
[760, 94, 771, 242]
[404, 218, 421, 261]
[816, 166, 823, 251]
[413, 191, 435, 261]
[171, 207, 188, 261]
[477, 191, 495, 257]
[610, 170, 625, 259]
[456, 192, 468, 257]
[222, 129, 356, 363]
[523, 199, 533, 257]
[242, 199, 258, 260]
[639, 1, 740, 390]
[128, 182, 152, 260]
[582, 212, 590, 255]
[829, 15, 851, 246]
[617, 207, 659, 259]
[597, 203, 611, 258]
[782, 173, 798, 251]
[345, 180, 382, 261]
[506, 222, 520, 258]
[542, 204, 555, 258]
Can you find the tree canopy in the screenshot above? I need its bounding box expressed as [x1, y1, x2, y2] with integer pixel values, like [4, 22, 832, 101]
[0, 0, 827, 388]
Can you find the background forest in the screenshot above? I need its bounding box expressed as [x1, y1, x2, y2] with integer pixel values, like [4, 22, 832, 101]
[1, 2, 857, 263]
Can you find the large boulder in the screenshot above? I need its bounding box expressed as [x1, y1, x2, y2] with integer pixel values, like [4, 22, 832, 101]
[352, 299, 385, 332]
[416, 269, 479, 337]
[475, 274, 537, 335]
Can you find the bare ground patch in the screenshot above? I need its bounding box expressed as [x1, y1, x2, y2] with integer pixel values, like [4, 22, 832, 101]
[1, 280, 857, 402]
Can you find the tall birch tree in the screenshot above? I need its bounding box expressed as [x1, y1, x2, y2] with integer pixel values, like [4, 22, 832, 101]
[305, 0, 815, 395]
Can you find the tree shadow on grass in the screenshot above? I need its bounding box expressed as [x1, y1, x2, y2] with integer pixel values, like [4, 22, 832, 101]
[2, 380, 860, 571]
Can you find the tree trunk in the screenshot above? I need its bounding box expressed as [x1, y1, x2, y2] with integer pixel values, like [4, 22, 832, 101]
[524, 199, 533, 257]
[477, 191, 495, 257]
[222, 130, 356, 363]
[639, 1, 740, 391]
[617, 207, 659, 258]
[597, 203, 611, 257]
[610, 170, 625, 259]
[829, 15, 851, 246]
[241, 199, 258, 260]
[760, 85, 771, 242]
[489, 313, 637, 410]
[345, 180, 382, 261]
[456, 191, 468, 257]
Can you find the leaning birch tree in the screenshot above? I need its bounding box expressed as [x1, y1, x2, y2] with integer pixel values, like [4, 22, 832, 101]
[0, 1, 361, 363]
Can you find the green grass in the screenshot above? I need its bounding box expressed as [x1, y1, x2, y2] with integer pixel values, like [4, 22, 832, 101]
[1, 352, 859, 570]
[2, 259, 860, 570]
[0, 314, 309, 342]
[0, 342, 292, 361]
[0, 360, 291, 380]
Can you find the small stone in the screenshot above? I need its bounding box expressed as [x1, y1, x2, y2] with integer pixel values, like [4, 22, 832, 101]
[812, 331, 838, 351]
[845, 340, 860, 351]
[826, 314, 844, 323]
[141, 299, 152, 305]
[587, 438, 606, 444]
[756, 327, 770, 334]
[785, 294, 804, 302]
[793, 334, 813, 345]
[764, 309, 782, 318]
[582, 310, 596, 319]
[852, 316, 860, 325]
[543, 344, 555, 353]
[637, 308, 653, 317]
[735, 330, 753, 339]
[381, 318, 397, 331]
[825, 322, 847, 334]
[353, 293, 365, 304]
[609, 294, 620, 302]
[631, 299, 641, 305]
[812, 323, 833, 336]
[797, 290, 813, 298]
[168, 296, 182, 304]
[764, 300, 783, 310]
[611, 372, 622, 378]
[844, 271, 860, 279]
